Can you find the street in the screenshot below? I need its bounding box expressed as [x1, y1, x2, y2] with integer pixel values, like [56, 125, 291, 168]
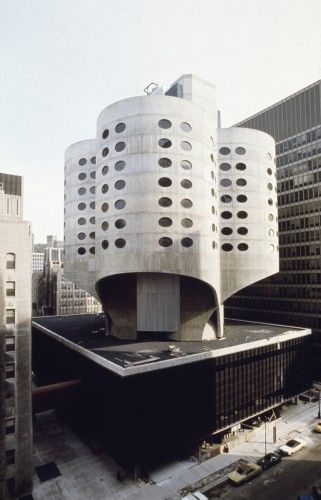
[220, 433, 321, 499]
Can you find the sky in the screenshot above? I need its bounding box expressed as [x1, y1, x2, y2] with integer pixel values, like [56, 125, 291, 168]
[1, 0, 321, 242]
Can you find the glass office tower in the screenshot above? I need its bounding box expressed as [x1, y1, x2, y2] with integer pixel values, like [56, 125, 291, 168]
[226, 81, 321, 374]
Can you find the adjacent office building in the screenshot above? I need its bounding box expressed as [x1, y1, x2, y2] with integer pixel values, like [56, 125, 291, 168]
[0, 173, 32, 497]
[226, 80, 321, 374]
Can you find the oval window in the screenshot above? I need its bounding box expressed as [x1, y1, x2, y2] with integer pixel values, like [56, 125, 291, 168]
[158, 197, 172, 207]
[267, 183, 273, 190]
[115, 123, 126, 133]
[78, 218, 86, 225]
[181, 179, 192, 189]
[78, 173, 86, 180]
[236, 163, 246, 171]
[89, 216, 95, 224]
[181, 237, 193, 247]
[219, 147, 230, 155]
[238, 243, 248, 251]
[220, 163, 231, 171]
[115, 142, 126, 152]
[237, 211, 248, 219]
[221, 243, 233, 251]
[158, 217, 172, 227]
[78, 187, 86, 195]
[115, 199, 126, 210]
[115, 180, 125, 190]
[102, 129, 109, 139]
[221, 211, 232, 219]
[102, 165, 109, 175]
[78, 232, 86, 240]
[78, 247, 86, 255]
[158, 138, 172, 148]
[237, 227, 248, 235]
[159, 237, 172, 247]
[78, 203, 86, 210]
[90, 171, 96, 179]
[115, 238, 126, 248]
[237, 195, 247, 203]
[236, 178, 247, 187]
[181, 160, 192, 170]
[79, 158, 87, 166]
[89, 232, 95, 239]
[158, 158, 172, 168]
[89, 247, 95, 255]
[221, 227, 233, 235]
[180, 122, 192, 132]
[181, 141, 192, 151]
[220, 178, 232, 187]
[267, 168, 273, 175]
[158, 177, 172, 187]
[90, 186, 96, 194]
[101, 221, 109, 231]
[181, 198, 193, 208]
[158, 119, 172, 129]
[90, 157, 96, 165]
[90, 201, 95, 209]
[181, 218, 193, 228]
[221, 195, 232, 203]
[115, 219, 126, 229]
[101, 240, 109, 249]
[235, 147, 246, 155]
[102, 203, 109, 213]
[102, 147, 109, 157]
[115, 160, 126, 171]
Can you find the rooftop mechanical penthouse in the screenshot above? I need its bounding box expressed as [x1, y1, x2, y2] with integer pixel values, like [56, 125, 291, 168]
[64, 74, 279, 340]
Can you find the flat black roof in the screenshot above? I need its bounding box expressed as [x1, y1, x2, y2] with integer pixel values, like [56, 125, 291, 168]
[32, 314, 311, 377]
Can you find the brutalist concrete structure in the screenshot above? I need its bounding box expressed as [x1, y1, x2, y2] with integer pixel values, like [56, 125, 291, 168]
[64, 75, 279, 340]
[0, 173, 33, 497]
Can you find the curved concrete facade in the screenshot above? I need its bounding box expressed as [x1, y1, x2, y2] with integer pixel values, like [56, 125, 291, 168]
[64, 75, 279, 340]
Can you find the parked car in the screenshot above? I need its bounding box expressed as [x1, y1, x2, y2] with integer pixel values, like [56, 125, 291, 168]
[257, 452, 281, 469]
[279, 438, 306, 456]
[228, 462, 262, 485]
[313, 421, 321, 433]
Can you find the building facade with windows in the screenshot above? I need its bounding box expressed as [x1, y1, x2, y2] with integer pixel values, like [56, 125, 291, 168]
[225, 80, 321, 374]
[0, 174, 32, 497]
[64, 74, 279, 340]
[56, 268, 102, 315]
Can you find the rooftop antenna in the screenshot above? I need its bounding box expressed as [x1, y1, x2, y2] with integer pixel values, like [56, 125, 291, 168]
[144, 82, 159, 95]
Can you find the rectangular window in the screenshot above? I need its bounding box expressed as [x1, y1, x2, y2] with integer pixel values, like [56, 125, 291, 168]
[5, 449, 15, 466]
[5, 337, 15, 352]
[6, 281, 15, 297]
[6, 253, 15, 269]
[5, 309, 15, 325]
[5, 418, 15, 436]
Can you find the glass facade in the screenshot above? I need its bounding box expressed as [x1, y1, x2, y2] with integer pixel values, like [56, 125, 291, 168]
[226, 80, 321, 377]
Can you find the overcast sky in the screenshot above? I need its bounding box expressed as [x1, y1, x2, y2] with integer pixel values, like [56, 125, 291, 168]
[1, 0, 321, 242]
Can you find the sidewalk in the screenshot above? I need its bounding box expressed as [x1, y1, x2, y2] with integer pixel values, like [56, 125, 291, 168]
[128, 399, 320, 500]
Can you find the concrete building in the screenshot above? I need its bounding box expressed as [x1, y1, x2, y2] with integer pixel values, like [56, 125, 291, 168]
[225, 80, 321, 375]
[56, 268, 101, 315]
[64, 74, 279, 341]
[0, 173, 32, 497]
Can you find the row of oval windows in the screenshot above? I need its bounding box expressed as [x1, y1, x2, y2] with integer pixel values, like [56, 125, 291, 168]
[219, 163, 273, 176]
[78, 198, 195, 212]
[77, 241, 276, 255]
[78, 178, 194, 195]
[100, 139, 192, 158]
[220, 147, 273, 160]
[221, 211, 275, 221]
[220, 178, 275, 191]
[220, 195, 273, 206]
[221, 227, 276, 236]
[101, 120, 192, 140]
[78, 157, 96, 166]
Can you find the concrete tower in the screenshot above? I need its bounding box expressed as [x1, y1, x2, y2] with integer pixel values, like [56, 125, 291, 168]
[64, 75, 278, 341]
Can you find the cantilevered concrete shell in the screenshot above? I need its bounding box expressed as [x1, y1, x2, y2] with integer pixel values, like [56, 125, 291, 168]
[64, 75, 279, 341]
